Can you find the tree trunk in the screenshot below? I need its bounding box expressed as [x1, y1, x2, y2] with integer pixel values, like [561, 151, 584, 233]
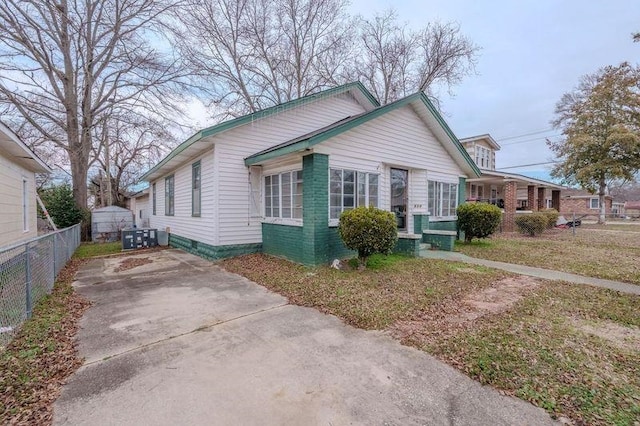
[598, 180, 606, 224]
[70, 153, 89, 210]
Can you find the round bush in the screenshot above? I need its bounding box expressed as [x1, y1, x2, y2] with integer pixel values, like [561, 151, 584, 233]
[456, 202, 502, 242]
[540, 208, 559, 229]
[338, 206, 398, 264]
[514, 213, 548, 236]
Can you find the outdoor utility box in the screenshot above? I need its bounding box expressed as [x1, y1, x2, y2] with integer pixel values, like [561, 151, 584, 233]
[122, 228, 158, 250]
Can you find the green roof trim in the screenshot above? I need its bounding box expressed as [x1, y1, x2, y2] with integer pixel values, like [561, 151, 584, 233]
[418, 92, 481, 177]
[244, 92, 481, 178]
[140, 82, 379, 181]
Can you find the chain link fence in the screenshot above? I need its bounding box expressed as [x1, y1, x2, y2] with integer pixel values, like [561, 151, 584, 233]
[501, 211, 640, 236]
[0, 224, 80, 347]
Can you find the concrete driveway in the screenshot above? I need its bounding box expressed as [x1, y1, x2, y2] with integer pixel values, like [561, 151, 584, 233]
[54, 249, 555, 425]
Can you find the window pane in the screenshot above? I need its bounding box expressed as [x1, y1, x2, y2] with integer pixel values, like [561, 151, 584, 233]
[282, 172, 291, 218]
[330, 207, 341, 219]
[357, 172, 366, 207]
[344, 195, 354, 208]
[343, 170, 354, 183]
[264, 177, 272, 217]
[368, 174, 378, 207]
[428, 180, 435, 216]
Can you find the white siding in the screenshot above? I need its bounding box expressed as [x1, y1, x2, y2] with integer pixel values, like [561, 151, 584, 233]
[322, 105, 465, 232]
[0, 151, 37, 246]
[214, 93, 366, 245]
[149, 150, 216, 244]
[131, 194, 150, 227]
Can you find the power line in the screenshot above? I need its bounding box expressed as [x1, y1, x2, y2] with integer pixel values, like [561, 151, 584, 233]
[500, 134, 562, 146]
[495, 128, 555, 142]
[497, 160, 560, 170]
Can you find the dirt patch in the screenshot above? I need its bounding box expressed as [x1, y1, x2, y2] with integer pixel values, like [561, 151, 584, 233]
[570, 318, 640, 352]
[460, 276, 540, 320]
[114, 257, 153, 273]
[389, 275, 541, 343]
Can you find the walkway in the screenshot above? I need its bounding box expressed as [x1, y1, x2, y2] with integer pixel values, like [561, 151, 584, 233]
[420, 250, 640, 295]
[54, 249, 555, 426]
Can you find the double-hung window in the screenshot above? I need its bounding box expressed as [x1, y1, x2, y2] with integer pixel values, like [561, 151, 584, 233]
[165, 175, 174, 216]
[152, 182, 157, 215]
[589, 198, 599, 209]
[192, 161, 201, 217]
[330, 169, 379, 219]
[265, 170, 303, 219]
[428, 181, 458, 217]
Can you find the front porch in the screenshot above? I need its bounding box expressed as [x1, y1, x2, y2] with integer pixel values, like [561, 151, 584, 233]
[466, 171, 564, 232]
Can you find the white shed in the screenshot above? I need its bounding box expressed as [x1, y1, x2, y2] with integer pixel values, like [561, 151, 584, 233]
[92, 206, 134, 242]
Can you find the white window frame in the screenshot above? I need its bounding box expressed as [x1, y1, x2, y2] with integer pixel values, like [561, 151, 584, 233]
[589, 197, 599, 209]
[22, 177, 28, 232]
[264, 170, 303, 220]
[329, 168, 379, 221]
[428, 180, 459, 218]
[165, 175, 174, 216]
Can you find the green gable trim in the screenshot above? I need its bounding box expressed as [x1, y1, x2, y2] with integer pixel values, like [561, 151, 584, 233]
[418, 92, 481, 178]
[245, 92, 481, 178]
[141, 82, 378, 181]
[245, 93, 422, 166]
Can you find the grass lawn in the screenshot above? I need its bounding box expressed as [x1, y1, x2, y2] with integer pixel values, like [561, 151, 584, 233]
[222, 253, 640, 425]
[456, 227, 640, 285]
[73, 241, 122, 259]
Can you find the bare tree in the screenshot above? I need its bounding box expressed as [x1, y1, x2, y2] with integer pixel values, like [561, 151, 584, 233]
[0, 0, 186, 209]
[91, 111, 172, 207]
[357, 10, 479, 104]
[172, 0, 356, 115]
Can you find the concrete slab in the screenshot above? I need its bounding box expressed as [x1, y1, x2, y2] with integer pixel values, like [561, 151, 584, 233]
[54, 249, 556, 425]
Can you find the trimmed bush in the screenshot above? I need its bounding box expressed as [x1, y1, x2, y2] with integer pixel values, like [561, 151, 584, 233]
[338, 206, 398, 265]
[515, 213, 548, 236]
[540, 208, 559, 229]
[456, 202, 502, 243]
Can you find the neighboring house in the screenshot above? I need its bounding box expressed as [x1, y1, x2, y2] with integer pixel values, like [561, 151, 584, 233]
[459, 134, 564, 231]
[0, 122, 51, 247]
[623, 200, 640, 218]
[558, 188, 613, 218]
[125, 188, 150, 228]
[141, 82, 480, 266]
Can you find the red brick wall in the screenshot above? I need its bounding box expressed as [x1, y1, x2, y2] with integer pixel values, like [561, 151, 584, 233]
[560, 197, 612, 216]
[503, 181, 518, 231]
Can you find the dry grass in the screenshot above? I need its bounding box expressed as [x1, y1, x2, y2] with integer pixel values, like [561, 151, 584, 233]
[223, 253, 640, 425]
[0, 258, 91, 425]
[456, 227, 640, 284]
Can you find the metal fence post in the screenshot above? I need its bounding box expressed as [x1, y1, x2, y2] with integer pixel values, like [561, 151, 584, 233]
[25, 242, 32, 319]
[52, 233, 57, 284]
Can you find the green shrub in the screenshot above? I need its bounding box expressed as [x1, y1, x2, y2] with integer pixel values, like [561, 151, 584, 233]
[456, 202, 502, 243]
[338, 206, 398, 266]
[38, 184, 85, 229]
[540, 208, 559, 229]
[514, 213, 548, 236]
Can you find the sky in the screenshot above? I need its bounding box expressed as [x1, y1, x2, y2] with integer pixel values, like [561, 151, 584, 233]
[348, 0, 640, 180]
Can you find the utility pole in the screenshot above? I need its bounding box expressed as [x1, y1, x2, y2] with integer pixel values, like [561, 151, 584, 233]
[105, 123, 112, 206]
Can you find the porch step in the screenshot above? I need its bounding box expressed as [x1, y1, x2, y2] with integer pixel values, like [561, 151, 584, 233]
[419, 243, 431, 251]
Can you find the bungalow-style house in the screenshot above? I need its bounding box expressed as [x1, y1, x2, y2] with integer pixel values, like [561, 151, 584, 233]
[459, 134, 564, 231]
[141, 83, 480, 265]
[624, 200, 640, 218]
[0, 121, 51, 247]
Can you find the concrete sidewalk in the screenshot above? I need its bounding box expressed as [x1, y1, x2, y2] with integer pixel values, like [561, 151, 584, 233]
[420, 250, 640, 295]
[54, 249, 555, 426]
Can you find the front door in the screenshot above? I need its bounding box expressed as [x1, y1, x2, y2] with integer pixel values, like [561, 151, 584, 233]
[390, 168, 408, 231]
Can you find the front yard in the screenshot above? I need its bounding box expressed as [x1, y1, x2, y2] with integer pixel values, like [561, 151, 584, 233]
[223, 253, 640, 425]
[456, 227, 640, 285]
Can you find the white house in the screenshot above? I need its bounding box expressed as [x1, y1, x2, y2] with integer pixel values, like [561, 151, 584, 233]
[141, 83, 480, 265]
[0, 121, 51, 247]
[126, 188, 150, 228]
